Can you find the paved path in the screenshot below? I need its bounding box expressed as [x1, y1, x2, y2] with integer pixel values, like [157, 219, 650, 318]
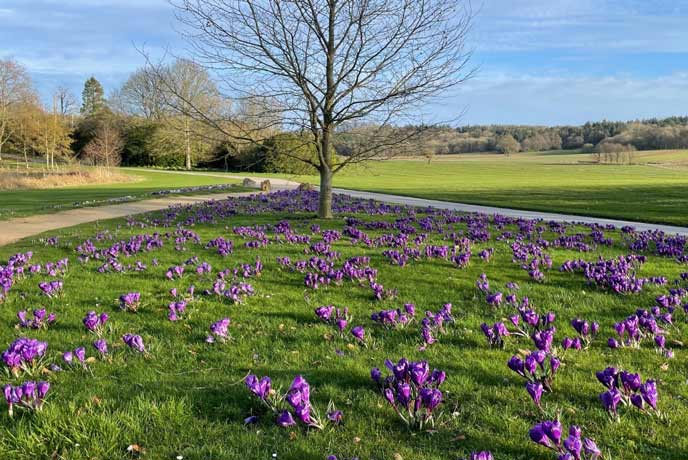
[332, 188, 688, 235]
[0, 191, 262, 246]
[2, 172, 687, 246]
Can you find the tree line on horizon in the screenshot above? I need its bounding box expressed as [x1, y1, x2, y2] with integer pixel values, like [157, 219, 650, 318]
[2, 57, 688, 173]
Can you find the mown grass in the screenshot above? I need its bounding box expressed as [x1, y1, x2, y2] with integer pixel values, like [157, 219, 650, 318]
[0, 193, 686, 460]
[0, 169, 244, 220]
[250, 150, 688, 226]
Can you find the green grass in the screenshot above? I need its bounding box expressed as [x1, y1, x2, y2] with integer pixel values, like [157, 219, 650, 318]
[0, 194, 685, 460]
[0, 169, 245, 220]
[255, 150, 688, 226]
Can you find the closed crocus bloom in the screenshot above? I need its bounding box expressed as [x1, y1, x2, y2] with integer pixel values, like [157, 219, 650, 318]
[335, 318, 347, 332]
[351, 326, 365, 342]
[529, 423, 553, 448]
[619, 371, 642, 393]
[583, 438, 602, 458]
[494, 322, 509, 337]
[383, 388, 396, 406]
[562, 337, 574, 350]
[591, 322, 600, 335]
[3, 384, 12, 403]
[93, 339, 108, 355]
[607, 337, 619, 349]
[74, 347, 86, 363]
[654, 335, 666, 349]
[542, 420, 562, 445]
[37, 381, 50, 399]
[63, 351, 74, 364]
[22, 381, 36, 397]
[522, 355, 537, 376]
[550, 357, 561, 374]
[630, 393, 644, 410]
[392, 358, 409, 380]
[294, 403, 312, 424]
[371, 367, 382, 384]
[599, 389, 621, 414]
[396, 383, 411, 407]
[640, 380, 658, 410]
[420, 388, 442, 411]
[409, 361, 430, 386]
[526, 382, 544, 407]
[563, 433, 582, 458]
[508, 356, 525, 376]
[430, 369, 446, 386]
[595, 367, 618, 389]
[276, 410, 296, 427]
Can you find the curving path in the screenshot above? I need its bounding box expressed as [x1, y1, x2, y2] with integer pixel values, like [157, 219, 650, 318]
[1, 172, 687, 246]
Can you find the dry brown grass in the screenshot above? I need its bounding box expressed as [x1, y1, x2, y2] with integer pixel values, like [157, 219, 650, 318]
[0, 166, 136, 190]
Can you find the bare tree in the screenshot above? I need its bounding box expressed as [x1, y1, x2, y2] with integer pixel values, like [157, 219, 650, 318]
[55, 86, 78, 116]
[169, 0, 473, 217]
[83, 124, 124, 168]
[115, 68, 165, 120]
[143, 58, 226, 169]
[0, 59, 36, 160]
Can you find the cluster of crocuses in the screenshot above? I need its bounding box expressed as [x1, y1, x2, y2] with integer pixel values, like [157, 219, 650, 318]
[17, 309, 56, 329]
[508, 350, 561, 393]
[167, 300, 188, 321]
[63, 347, 89, 368]
[245, 374, 340, 430]
[371, 358, 446, 430]
[314, 305, 366, 342]
[165, 265, 185, 280]
[420, 303, 454, 348]
[562, 318, 599, 350]
[607, 309, 671, 356]
[38, 280, 63, 297]
[370, 281, 398, 301]
[371, 303, 416, 329]
[83, 311, 109, 334]
[205, 236, 234, 256]
[596, 367, 659, 417]
[206, 318, 231, 343]
[122, 334, 145, 353]
[559, 255, 656, 294]
[2, 337, 47, 375]
[480, 322, 510, 348]
[211, 279, 255, 303]
[3, 381, 50, 416]
[119, 292, 141, 312]
[530, 421, 602, 459]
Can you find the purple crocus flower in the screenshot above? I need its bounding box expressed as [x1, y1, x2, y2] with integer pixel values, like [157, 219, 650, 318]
[351, 326, 365, 342]
[599, 388, 622, 414]
[93, 339, 108, 355]
[245, 374, 271, 400]
[526, 381, 544, 408]
[469, 452, 493, 460]
[276, 410, 296, 427]
[122, 334, 145, 353]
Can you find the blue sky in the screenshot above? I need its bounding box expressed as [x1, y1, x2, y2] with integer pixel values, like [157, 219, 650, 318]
[1, 0, 687, 125]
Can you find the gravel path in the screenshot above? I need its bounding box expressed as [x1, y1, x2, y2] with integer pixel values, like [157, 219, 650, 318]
[1, 171, 687, 246]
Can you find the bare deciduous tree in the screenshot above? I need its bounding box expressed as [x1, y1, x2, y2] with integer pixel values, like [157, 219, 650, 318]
[55, 86, 78, 116]
[169, 0, 473, 217]
[0, 59, 36, 160]
[83, 124, 124, 168]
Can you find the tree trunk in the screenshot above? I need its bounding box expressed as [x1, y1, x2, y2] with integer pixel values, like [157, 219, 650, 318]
[318, 165, 333, 219]
[185, 116, 192, 170]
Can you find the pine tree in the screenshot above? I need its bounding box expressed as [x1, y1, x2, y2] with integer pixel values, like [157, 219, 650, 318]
[80, 76, 105, 116]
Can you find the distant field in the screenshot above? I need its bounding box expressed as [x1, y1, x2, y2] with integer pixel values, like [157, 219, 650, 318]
[257, 149, 688, 226]
[0, 168, 244, 220]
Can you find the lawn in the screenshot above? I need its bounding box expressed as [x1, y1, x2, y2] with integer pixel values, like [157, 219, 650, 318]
[258, 150, 688, 226]
[0, 168, 245, 220]
[0, 190, 685, 460]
